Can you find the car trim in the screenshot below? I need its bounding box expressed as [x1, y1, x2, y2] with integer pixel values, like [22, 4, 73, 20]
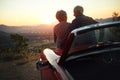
[43, 48, 69, 80]
[66, 46, 120, 61]
[59, 34, 75, 64]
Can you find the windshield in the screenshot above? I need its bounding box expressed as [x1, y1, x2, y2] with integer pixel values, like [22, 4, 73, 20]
[69, 24, 120, 53]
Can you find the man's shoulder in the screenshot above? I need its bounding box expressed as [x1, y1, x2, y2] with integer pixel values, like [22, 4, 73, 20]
[79, 15, 92, 20]
[54, 22, 70, 29]
[70, 15, 97, 28]
[83, 15, 97, 23]
[54, 23, 61, 29]
[55, 22, 70, 27]
[72, 15, 88, 22]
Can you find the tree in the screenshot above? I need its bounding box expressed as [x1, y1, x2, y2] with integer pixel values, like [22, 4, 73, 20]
[10, 34, 29, 54]
[112, 12, 119, 21]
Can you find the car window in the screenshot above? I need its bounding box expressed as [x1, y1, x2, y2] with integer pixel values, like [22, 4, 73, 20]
[69, 25, 120, 53]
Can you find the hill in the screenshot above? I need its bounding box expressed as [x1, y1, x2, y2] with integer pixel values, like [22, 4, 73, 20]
[0, 30, 14, 49]
[0, 24, 53, 34]
[0, 24, 54, 49]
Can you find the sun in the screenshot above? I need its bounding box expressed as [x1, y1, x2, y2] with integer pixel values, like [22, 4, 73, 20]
[43, 18, 54, 24]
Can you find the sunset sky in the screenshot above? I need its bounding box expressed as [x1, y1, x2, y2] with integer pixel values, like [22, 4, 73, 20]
[0, 0, 120, 26]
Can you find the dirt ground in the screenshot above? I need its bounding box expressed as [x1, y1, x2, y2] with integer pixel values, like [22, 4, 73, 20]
[0, 60, 40, 80]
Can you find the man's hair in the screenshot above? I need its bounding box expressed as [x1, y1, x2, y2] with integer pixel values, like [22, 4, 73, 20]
[56, 10, 67, 21]
[74, 6, 84, 14]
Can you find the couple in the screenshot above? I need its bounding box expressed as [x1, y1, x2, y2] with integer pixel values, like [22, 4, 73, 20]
[54, 5, 97, 50]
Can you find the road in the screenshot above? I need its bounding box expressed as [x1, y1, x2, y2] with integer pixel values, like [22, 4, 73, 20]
[0, 60, 40, 80]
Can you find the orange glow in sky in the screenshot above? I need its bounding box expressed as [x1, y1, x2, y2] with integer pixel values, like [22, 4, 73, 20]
[0, 0, 120, 26]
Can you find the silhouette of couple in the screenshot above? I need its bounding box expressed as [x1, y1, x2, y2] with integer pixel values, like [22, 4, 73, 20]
[54, 5, 97, 49]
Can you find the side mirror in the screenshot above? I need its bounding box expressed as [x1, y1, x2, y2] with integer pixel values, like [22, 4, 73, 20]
[36, 60, 50, 70]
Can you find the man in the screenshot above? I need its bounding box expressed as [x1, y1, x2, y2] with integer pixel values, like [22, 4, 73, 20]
[69, 5, 97, 33]
[54, 10, 70, 49]
[64, 5, 97, 47]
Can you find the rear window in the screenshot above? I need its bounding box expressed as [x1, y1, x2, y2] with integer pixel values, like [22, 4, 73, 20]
[69, 25, 120, 53]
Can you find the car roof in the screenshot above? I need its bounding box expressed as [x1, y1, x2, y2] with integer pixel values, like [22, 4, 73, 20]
[71, 21, 120, 36]
[59, 20, 120, 64]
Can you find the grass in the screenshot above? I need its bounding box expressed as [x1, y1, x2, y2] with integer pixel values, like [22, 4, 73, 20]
[0, 53, 22, 61]
[0, 52, 40, 64]
[0, 60, 40, 80]
[0, 42, 55, 62]
[0, 50, 40, 80]
[0, 39, 55, 80]
[38, 42, 56, 52]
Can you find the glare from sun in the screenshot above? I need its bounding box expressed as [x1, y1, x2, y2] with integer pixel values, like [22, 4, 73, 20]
[43, 18, 54, 24]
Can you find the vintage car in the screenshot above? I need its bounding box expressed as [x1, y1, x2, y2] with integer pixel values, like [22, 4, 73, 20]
[36, 21, 120, 80]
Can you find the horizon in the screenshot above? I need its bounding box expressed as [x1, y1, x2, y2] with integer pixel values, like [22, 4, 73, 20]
[0, 22, 56, 27]
[0, 17, 114, 27]
[0, 0, 120, 26]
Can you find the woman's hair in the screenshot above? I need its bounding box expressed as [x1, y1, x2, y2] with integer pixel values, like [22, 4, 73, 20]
[56, 10, 67, 22]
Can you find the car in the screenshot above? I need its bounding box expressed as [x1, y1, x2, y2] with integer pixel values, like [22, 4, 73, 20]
[36, 20, 120, 80]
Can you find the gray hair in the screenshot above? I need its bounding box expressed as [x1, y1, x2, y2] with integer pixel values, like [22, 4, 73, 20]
[74, 6, 84, 14]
